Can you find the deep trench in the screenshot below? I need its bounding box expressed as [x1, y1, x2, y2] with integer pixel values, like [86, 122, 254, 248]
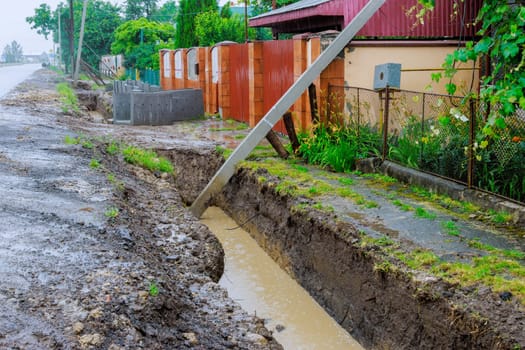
[156, 145, 525, 350]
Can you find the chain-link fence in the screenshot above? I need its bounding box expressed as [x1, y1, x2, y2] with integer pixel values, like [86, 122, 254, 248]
[325, 85, 383, 158]
[476, 104, 525, 202]
[327, 84, 525, 203]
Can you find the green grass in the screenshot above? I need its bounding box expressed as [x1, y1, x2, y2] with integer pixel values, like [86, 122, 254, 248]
[361, 233, 525, 304]
[63, 135, 93, 149]
[337, 177, 354, 186]
[312, 202, 334, 212]
[89, 159, 101, 169]
[434, 256, 525, 302]
[488, 210, 513, 224]
[291, 164, 309, 173]
[81, 139, 93, 149]
[375, 236, 394, 246]
[441, 220, 460, 236]
[209, 120, 249, 132]
[64, 135, 79, 145]
[361, 173, 398, 183]
[392, 199, 413, 211]
[106, 141, 120, 155]
[415, 207, 437, 220]
[373, 260, 398, 274]
[215, 146, 233, 159]
[398, 249, 439, 269]
[104, 207, 119, 218]
[365, 201, 379, 208]
[56, 82, 80, 114]
[149, 282, 159, 296]
[107, 173, 125, 191]
[122, 146, 173, 173]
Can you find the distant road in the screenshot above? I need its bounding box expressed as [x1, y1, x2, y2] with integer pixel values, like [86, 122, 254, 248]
[0, 64, 42, 97]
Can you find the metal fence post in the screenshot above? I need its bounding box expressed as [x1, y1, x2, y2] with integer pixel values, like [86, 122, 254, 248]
[382, 86, 390, 161]
[467, 98, 476, 188]
[357, 87, 361, 139]
[420, 93, 426, 166]
[309, 83, 319, 124]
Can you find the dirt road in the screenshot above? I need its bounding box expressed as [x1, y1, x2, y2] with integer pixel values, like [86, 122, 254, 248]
[0, 68, 282, 349]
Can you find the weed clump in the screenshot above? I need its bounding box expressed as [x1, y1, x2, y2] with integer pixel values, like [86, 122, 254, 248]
[56, 83, 80, 114]
[122, 146, 173, 174]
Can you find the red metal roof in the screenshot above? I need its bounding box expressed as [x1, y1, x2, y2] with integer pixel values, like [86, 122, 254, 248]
[250, 0, 482, 38]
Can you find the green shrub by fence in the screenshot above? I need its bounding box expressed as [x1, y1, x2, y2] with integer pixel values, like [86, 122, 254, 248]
[323, 85, 525, 203]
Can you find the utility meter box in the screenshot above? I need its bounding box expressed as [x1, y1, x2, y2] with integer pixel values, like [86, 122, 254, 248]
[373, 63, 401, 90]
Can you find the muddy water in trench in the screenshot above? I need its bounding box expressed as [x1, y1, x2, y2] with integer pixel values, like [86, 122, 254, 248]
[201, 207, 363, 350]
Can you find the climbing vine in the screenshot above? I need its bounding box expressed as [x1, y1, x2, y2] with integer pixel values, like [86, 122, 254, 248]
[426, 0, 525, 139]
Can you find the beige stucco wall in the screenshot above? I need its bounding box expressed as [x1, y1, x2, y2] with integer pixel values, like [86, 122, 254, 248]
[344, 43, 479, 95]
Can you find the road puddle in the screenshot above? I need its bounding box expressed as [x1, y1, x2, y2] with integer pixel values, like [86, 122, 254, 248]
[201, 206, 363, 350]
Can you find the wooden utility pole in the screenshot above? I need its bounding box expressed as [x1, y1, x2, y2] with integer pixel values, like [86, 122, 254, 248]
[57, 5, 62, 69]
[74, 0, 88, 83]
[190, 0, 386, 218]
[68, 0, 75, 75]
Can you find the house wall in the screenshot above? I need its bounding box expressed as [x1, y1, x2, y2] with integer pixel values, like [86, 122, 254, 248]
[344, 42, 479, 95]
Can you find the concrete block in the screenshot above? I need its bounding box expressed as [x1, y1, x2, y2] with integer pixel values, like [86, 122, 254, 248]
[113, 88, 204, 126]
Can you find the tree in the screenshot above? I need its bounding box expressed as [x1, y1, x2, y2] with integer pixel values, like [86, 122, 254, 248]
[195, 9, 252, 46]
[81, 1, 123, 68]
[248, 0, 300, 40]
[175, 0, 218, 48]
[124, 0, 159, 20]
[111, 18, 175, 70]
[26, 4, 54, 40]
[2, 41, 24, 63]
[27, 1, 122, 72]
[152, 0, 177, 23]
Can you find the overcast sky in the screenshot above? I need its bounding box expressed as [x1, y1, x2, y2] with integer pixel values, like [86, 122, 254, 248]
[0, 1, 183, 55]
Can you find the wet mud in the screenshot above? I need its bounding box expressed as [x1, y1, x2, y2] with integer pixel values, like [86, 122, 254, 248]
[0, 69, 282, 349]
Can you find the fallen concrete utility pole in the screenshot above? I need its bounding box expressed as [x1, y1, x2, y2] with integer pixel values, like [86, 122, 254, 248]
[190, 0, 386, 218]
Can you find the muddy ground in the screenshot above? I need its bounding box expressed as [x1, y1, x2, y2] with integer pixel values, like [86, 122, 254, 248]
[0, 69, 282, 349]
[3, 68, 524, 350]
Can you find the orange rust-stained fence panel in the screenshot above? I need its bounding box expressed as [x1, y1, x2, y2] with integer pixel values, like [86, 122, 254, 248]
[229, 43, 250, 125]
[262, 40, 295, 134]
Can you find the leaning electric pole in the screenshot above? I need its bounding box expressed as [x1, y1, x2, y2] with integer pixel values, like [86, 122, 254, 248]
[68, 0, 75, 75]
[74, 0, 88, 83]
